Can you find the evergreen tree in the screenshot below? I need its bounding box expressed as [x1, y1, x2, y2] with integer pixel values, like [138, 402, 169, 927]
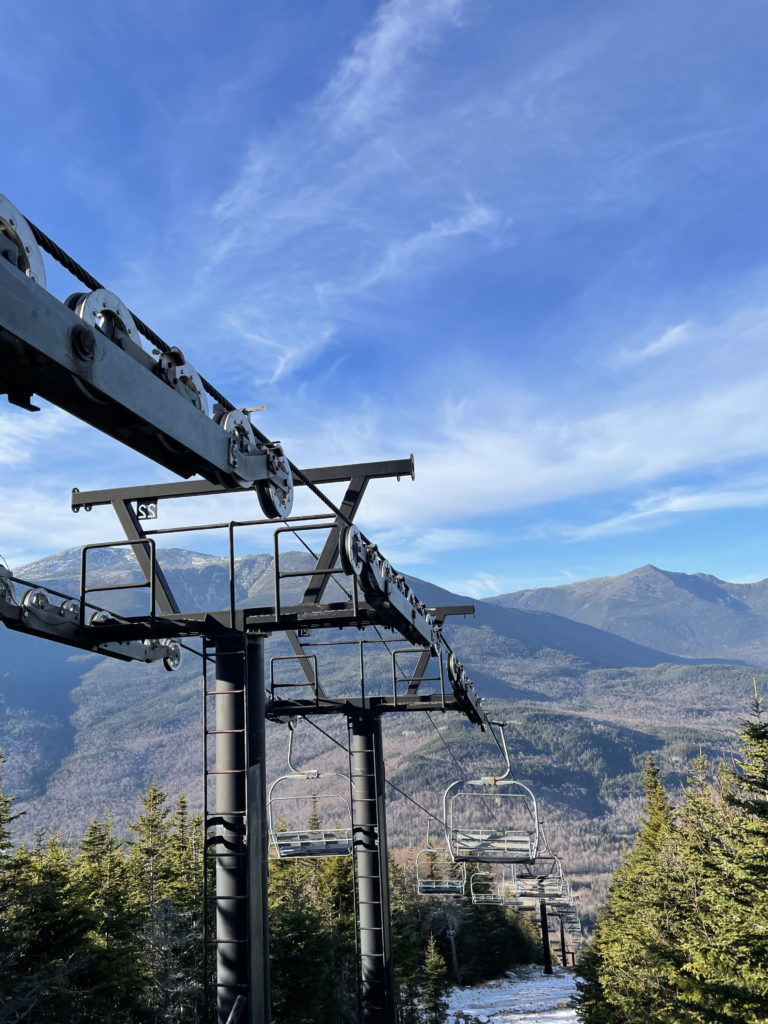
[676, 696, 768, 1024]
[0, 835, 94, 1023]
[316, 853, 358, 1020]
[127, 782, 205, 1022]
[576, 710, 768, 1024]
[168, 799, 206, 1023]
[128, 779, 173, 905]
[307, 792, 322, 832]
[268, 856, 338, 1023]
[73, 815, 145, 1021]
[0, 747, 19, 855]
[662, 755, 737, 1023]
[420, 933, 449, 1024]
[576, 757, 684, 1024]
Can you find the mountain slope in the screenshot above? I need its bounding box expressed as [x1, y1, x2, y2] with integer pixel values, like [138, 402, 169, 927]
[488, 563, 768, 664]
[410, 576, 739, 671]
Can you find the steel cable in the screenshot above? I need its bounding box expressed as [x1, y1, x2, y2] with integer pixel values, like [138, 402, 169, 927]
[303, 715, 448, 829]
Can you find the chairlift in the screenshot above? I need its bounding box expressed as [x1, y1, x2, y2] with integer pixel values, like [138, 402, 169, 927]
[469, 867, 523, 907]
[268, 721, 353, 858]
[443, 724, 539, 864]
[564, 913, 582, 936]
[514, 856, 565, 899]
[547, 881, 576, 913]
[415, 824, 466, 896]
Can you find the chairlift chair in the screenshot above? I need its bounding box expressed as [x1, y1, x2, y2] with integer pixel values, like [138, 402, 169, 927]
[443, 722, 540, 864]
[469, 867, 523, 907]
[470, 870, 504, 905]
[514, 856, 565, 899]
[547, 883, 576, 914]
[268, 722, 353, 859]
[443, 777, 540, 863]
[564, 913, 582, 936]
[415, 843, 467, 897]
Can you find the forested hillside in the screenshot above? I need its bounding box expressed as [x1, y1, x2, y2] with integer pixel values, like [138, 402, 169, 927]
[0, 764, 541, 1023]
[2, 548, 766, 924]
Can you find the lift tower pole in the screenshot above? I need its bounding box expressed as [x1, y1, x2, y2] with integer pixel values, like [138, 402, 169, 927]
[213, 640, 249, 1023]
[539, 900, 553, 976]
[213, 636, 271, 1024]
[349, 708, 396, 1023]
[245, 634, 270, 1024]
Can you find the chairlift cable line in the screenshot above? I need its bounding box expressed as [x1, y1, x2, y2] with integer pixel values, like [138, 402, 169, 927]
[427, 712, 513, 779]
[426, 711, 471, 781]
[300, 715, 532, 844]
[426, 712, 511, 831]
[301, 702, 517, 838]
[384, 778, 447, 830]
[303, 715, 449, 829]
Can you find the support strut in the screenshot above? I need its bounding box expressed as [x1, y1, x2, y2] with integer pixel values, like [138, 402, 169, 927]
[559, 914, 567, 969]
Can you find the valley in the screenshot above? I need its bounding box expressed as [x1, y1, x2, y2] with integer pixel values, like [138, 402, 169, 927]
[1, 548, 765, 925]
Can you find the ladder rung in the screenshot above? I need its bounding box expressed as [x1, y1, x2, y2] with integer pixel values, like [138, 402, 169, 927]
[206, 810, 246, 817]
[206, 768, 247, 775]
[205, 689, 245, 696]
[206, 728, 246, 735]
[206, 938, 249, 945]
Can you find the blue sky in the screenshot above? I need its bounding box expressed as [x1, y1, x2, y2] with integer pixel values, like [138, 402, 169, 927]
[3, 0, 768, 597]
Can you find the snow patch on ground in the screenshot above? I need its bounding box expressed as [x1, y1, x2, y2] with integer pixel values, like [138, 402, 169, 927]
[447, 965, 578, 1023]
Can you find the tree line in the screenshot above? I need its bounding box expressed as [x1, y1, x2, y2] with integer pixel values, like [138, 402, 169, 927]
[576, 694, 768, 1023]
[0, 760, 541, 1023]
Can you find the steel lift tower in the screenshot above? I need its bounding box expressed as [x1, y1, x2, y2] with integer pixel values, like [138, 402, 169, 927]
[0, 194, 498, 1023]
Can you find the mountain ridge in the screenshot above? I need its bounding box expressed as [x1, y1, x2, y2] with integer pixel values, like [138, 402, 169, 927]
[487, 562, 768, 665]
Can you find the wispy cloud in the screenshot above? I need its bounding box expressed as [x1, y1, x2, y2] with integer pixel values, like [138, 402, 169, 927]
[184, 0, 513, 386]
[220, 314, 336, 385]
[0, 407, 76, 467]
[319, 0, 465, 134]
[354, 199, 498, 291]
[361, 524, 488, 567]
[449, 571, 500, 599]
[444, 568, 587, 599]
[611, 321, 692, 367]
[561, 481, 768, 541]
[1, 486, 119, 569]
[304, 338, 768, 537]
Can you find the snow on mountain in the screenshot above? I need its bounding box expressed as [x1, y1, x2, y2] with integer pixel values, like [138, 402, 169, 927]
[448, 965, 577, 1023]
